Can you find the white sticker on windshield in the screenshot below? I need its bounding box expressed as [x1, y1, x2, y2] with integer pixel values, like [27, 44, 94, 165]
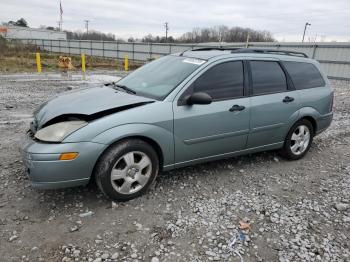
[182, 58, 206, 65]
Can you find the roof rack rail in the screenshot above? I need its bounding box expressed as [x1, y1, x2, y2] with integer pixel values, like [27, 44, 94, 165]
[191, 47, 241, 51]
[190, 47, 308, 58]
[231, 48, 308, 58]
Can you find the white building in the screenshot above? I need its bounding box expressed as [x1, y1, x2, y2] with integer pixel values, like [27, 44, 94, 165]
[0, 25, 66, 40]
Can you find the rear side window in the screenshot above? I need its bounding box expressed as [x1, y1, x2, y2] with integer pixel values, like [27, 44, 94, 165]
[283, 61, 325, 89]
[192, 61, 244, 100]
[250, 61, 287, 95]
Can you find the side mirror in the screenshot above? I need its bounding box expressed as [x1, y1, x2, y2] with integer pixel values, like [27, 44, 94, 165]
[187, 92, 212, 105]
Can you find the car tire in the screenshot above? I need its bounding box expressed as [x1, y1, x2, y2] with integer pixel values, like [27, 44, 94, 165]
[94, 139, 159, 201]
[280, 119, 314, 160]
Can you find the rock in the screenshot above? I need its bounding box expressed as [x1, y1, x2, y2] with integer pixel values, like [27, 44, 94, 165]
[135, 222, 143, 230]
[111, 252, 119, 259]
[335, 203, 349, 211]
[343, 216, 350, 223]
[205, 251, 217, 257]
[130, 253, 138, 258]
[73, 249, 80, 257]
[111, 201, 118, 209]
[31, 247, 39, 252]
[79, 211, 94, 217]
[101, 253, 109, 259]
[93, 258, 102, 262]
[8, 235, 18, 242]
[69, 225, 79, 232]
[151, 257, 160, 262]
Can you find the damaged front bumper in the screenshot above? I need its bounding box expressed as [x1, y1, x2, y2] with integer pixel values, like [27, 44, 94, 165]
[22, 135, 107, 189]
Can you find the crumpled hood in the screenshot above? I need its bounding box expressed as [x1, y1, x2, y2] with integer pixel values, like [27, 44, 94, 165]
[33, 86, 154, 129]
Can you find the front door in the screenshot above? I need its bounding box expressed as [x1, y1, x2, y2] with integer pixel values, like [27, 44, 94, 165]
[173, 60, 250, 166]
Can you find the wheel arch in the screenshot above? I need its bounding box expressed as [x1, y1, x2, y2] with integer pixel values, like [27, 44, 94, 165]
[300, 116, 317, 134]
[90, 135, 165, 186]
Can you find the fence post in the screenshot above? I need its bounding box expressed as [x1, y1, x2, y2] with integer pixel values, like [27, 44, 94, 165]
[312, 44, 317, 59]
[169, 43, 172, 54]
[102, 41, 105, 57]
[132, 42, 135, 61]
[59, 40, 61, 54]
[51, 39, 53, 52]
[124, 55, 129, 71]
[36, 53, 42, 73]
[149, 42, 152, 60]
[81, 53, 86, 74]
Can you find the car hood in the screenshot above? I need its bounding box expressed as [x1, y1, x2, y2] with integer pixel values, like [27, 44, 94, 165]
[33, 86, 155, 129]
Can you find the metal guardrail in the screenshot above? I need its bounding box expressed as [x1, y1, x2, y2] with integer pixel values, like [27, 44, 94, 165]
[5, 38, 350, 80]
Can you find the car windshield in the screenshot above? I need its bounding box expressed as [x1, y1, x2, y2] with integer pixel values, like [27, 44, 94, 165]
[116, 55, 206, 100]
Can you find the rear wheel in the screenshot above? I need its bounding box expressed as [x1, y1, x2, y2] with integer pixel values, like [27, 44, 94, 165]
[280, 119, 314, 160]
[95, 139, 159, 201]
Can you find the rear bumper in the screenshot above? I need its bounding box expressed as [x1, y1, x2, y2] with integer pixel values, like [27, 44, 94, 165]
[22, 137, 107, 189]
[316, 112, 333, 135]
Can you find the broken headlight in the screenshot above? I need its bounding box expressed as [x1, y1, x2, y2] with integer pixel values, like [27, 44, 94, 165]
[34, 121, 87, 142]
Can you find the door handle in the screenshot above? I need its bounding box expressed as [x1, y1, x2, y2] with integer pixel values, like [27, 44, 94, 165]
[229, 104, 245, 112]
[283, 96, 294, 103]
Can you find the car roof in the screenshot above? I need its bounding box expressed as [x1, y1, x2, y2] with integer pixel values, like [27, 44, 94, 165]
[174, 48, 314, 63]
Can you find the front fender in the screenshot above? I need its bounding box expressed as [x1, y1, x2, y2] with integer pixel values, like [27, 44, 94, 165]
[91, 124, 174, 168]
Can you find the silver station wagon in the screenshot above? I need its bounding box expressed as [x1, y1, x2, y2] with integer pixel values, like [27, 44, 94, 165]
[22, 48, 333, 201]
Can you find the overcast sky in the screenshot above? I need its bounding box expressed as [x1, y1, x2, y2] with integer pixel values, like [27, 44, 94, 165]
[1, 0, 350, 42]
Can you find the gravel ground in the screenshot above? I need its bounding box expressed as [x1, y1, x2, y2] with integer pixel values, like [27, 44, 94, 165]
[0, 72, 349, 262]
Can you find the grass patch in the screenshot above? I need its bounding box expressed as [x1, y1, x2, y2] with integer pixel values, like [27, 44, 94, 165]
[0, 37, 143, 73]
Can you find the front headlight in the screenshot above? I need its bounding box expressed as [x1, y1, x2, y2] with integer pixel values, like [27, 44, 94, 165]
[34, 121, 87, 142]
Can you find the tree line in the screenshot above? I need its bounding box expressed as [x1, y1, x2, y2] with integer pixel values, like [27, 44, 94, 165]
[141, 26, 274, 43]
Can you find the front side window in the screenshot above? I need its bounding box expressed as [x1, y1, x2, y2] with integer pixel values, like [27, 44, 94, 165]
[117, 55, 205, 99]
[250, 61, 287, 95]
[283, 61, 325, 89]
[191, 61, 244, 100]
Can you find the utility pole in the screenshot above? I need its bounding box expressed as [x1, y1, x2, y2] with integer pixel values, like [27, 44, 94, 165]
[84, 20, 89, 34]
[59, 0, 63, 31]
[164, 22, 169, 42]
[302, 22, 311, 42]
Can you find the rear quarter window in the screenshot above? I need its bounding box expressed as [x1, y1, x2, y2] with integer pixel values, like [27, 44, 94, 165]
[283, 61, 325, 90]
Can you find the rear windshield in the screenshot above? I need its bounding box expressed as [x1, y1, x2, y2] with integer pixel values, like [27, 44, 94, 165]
[117, 55, 205, 99]
[283, 61, 325, 89]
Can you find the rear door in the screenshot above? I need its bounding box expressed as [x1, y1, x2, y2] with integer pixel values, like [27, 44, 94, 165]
[247, 59, 300, 148]
[173, 60, 250, 166]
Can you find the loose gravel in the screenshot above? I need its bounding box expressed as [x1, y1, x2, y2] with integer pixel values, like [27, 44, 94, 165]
[0, 72, 349, 262]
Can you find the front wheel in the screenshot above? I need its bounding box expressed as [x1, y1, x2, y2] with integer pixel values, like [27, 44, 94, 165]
[94, 139, 159, 201]
[280, 119, 314, 160]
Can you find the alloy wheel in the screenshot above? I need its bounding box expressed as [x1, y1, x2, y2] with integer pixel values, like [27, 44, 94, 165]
[110, 151, 152, 194]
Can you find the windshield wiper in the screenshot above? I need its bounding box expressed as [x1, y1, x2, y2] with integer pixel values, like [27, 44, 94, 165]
[107, 82, 136, 94]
